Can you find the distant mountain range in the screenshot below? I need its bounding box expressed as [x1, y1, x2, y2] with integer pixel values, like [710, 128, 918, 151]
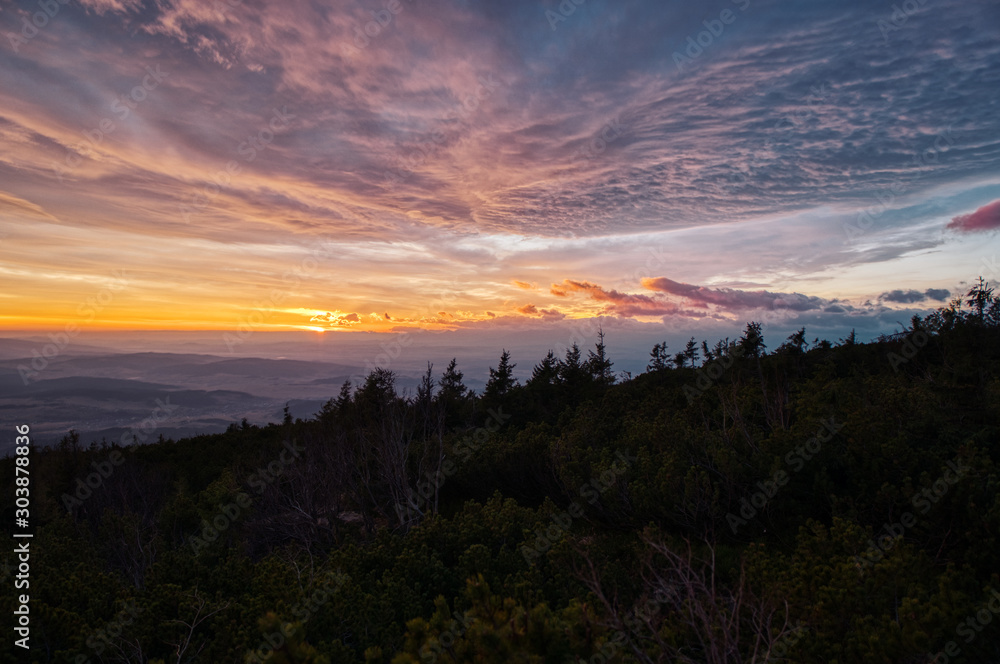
[0, 344, 425, 455]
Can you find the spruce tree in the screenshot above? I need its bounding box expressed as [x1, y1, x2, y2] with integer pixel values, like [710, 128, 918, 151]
[647, 342, 670, 372]
[586, 329, 614, 386]
[485, 349, 518, 401]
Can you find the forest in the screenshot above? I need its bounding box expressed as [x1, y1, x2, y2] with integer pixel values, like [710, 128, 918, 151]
[2, 277, 999, 663]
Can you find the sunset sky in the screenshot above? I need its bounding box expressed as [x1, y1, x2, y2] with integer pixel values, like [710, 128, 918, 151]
[2, 0, 999, 345]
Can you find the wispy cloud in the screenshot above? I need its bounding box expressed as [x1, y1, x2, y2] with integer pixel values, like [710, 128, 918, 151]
[0, 0, 997, 335]
[641, 277, 828, 312]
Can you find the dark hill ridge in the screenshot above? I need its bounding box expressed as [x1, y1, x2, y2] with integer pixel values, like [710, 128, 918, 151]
[0, 375, 182, 399]
[0, 350, 370, 453]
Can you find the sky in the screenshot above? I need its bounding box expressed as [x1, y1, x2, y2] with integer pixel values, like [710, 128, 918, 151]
[2, 0, 1000, 356]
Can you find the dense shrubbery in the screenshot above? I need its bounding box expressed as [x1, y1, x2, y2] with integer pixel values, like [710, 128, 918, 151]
[2, 279, 999, 663]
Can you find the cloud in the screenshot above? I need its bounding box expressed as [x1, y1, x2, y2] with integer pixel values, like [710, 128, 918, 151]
[641, 277, 826, 312]
[878, 289, 925, 304]
[516, 304, 539, 315]
[3, 0, 997, 247]
[0, 192, 60, 222]
[947, 200, 1000, 233]
[78, 0, 144, 14]
[1, 0, 996, 337]
[552, 279, 700, 317]
[310, 311, 361, 327]
[879, 288, 952, 304]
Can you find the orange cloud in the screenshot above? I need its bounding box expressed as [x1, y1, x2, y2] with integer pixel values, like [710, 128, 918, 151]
[550, 279, 677, 316]
[310, 311, 361, 327]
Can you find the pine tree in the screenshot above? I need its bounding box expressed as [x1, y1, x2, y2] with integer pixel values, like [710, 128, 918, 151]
[356, 368, 397, 413]
[562, 343, 581, 376]
[529, 350, 560, 386]
[559, 342, 590, 388]
[777, 328, 807, 354]
[585, 329, 614, 386]
[416, 362, 435, 408]
[318, 379, 353, 425]
[438, 358, 470, 427]
[524, 350, 561, 420]
[439, 358, 467, 402]
[415, 362, 436, 437]
[335, 379, 352, 409]
[485, 350, 518, 401]
[738, 321, 766, 358]
[966, 276, 993, 321]
[647, 342, 670, 372]
[712, 337, 732, 360]
[683, 337, 700, 368]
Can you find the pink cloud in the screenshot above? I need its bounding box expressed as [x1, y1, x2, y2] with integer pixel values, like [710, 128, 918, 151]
[553, 279, 659, 306]
[947, 200, 1000, 233]
[641, 277, 825, 312]
[551, 279, 696, 317]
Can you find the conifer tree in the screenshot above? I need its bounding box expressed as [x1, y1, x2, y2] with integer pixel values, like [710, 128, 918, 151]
[586, 329, 615, 386]
[485, 349, 518, 401]
[438, 358, 470, 426]
[967, 276, 993, 321]
[738, 321, 766, 358]
[683, 337, 700, 368]
[439, 358, 467, 402]
[647, 342, 670, 372]
[529, 350, 560, 386]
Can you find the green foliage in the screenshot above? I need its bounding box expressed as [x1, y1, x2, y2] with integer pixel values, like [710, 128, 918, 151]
[4, 281, 1000, 662]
